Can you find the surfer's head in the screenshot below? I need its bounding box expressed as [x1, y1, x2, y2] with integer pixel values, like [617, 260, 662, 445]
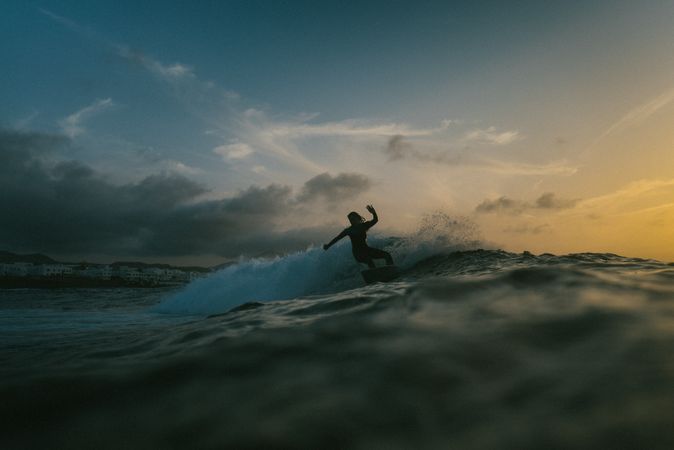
[348, 211, 365, 225]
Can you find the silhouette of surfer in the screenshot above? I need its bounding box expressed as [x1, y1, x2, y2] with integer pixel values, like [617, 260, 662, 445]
[323, 205, 394, 268]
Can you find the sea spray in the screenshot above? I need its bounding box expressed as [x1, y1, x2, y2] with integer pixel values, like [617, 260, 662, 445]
[388, 212, 485, 268]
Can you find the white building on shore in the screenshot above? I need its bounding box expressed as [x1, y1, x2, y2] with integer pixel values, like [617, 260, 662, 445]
[1, 261, 208, 283]
[33, 264, 74, 277]
[0, 263, 34, 277]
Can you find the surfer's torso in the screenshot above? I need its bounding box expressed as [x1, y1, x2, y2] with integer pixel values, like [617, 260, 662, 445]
[344, 223, 372, 260]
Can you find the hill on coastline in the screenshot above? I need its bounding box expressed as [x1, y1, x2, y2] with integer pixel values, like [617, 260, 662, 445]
[0, 251, 57, 265]
[0, 251, 210, 272]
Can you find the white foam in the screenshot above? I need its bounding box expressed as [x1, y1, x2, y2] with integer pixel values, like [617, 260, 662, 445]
[154, 244, 362, 315]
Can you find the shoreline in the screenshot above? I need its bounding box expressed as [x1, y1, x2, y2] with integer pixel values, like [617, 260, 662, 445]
[0, 276, 187, 289]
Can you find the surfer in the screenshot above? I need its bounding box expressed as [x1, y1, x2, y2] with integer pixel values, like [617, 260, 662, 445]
[323, 205, 394, 268]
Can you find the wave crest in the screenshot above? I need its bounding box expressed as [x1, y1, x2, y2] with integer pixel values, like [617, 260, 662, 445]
[155, 212, 485, 315]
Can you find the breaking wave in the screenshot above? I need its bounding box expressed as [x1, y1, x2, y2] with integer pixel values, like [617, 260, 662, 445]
[155, 213, 483, 315]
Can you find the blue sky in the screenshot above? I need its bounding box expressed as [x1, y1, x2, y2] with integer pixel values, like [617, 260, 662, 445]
[2, 1, 674, 262]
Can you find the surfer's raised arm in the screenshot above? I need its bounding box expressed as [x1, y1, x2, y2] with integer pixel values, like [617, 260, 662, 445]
[323, 229, 348, 251]
[365, 204, 378, 228]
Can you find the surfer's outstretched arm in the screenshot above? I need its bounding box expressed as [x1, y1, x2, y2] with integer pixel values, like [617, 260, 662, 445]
[365, 204, 378, 229]
[323, 229, 348, 250]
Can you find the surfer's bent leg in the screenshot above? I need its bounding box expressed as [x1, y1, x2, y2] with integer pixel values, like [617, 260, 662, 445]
[367, 247, 394, 266]
[354, 251, 376, 268]
[359, 257, 376, 268]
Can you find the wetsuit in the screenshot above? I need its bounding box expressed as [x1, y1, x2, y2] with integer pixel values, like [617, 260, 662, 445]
[342, 221, 393, 268]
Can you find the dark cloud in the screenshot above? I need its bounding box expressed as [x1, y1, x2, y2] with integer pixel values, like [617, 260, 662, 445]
[297, 172, 371, 203]
[383, 135, 467, 166]
[475, 196, 525, 214]
[0, 129, 68, 166]
[475, 192, 578, 214]
[534, 192, 578, 209]
[0, 129, 371, 260]
[384, 135, 413, 161]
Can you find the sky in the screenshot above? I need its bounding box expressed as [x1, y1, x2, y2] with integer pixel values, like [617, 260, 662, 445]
[2, 0, 674, 265]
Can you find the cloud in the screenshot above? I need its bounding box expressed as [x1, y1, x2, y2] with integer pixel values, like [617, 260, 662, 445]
[213, 142, 254, 160]
[220, 110, 450, 174]
[297, 172, 372, 204]
[481, 159, 578, 176]
[383, 135, 576, 176]
[462, 126, 522, 145]
[384, 135, 412, 161]
[534, 192, 578, 209]
[475, 192, 579, 214]
[259, 116, 436, 139]
[475, 196, 525, 214]
[0, 129, 369, 259]
[220, 109, 328, 173]
[40, 7, 237, 119]
[577, 178, 674, 217]
[161, 160, 203, 175]
[234, 114, 508, 172]
[38, 8, 532, 181]
[591, 86, 674, 148]
[40, 8, 194, 84]
[39, 8, 90, 34]
[0, 128, 69, 159]
[115, 46, 195, 82]
[58, 98, 114, 138]
[383, 135, 467, 165]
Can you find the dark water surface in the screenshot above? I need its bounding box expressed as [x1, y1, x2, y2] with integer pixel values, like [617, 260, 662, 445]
[2, 250, 674, 449]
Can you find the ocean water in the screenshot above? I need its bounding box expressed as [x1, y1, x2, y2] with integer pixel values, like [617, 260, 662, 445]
[2, 229, 674, 448]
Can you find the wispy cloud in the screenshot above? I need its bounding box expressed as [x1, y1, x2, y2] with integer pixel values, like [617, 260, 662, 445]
[578, 178, 674, 214]
[259, 117, 438, 139]
[601, 87, 674, 138]
[384, 135, 576, 175]
[218, 111, 457, 173]
[39, 7, 235, 107]
[224, 110, 528, 175]
[586, 86, 674, 154]
[161, 160, 203, 176]
[40, 8, 196, 83]
[58, 98, 114, 138]
[224, 110, 328, 173]
[39, 8, 88, 33]
[481, 158, 578, 176]
[462, 126, 522, 145]
[115, 46, 195, 82]
[213, 142, 254, 160]
[39, 6, 538, 183]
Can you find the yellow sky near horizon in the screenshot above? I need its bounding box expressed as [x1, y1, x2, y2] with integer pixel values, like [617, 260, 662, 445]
[470, 89, 674, 261]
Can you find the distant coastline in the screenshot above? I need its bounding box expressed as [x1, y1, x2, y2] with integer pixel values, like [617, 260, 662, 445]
[0, 276, 186, 289]
[0, 250, 217, 289]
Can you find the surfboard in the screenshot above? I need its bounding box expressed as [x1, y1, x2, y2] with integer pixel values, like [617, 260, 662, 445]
[361, 265, 399, 284]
